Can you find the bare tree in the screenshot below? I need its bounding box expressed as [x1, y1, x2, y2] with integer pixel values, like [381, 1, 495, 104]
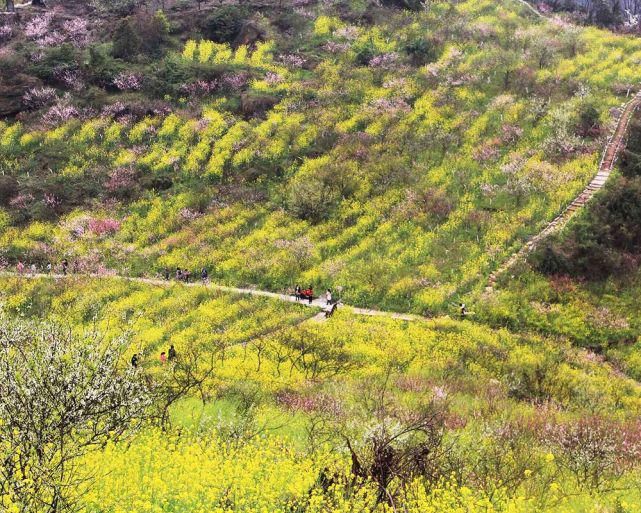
[152, 342, 221, 429]
[306, 370, 452, 507]
[0, 319, 152, 513]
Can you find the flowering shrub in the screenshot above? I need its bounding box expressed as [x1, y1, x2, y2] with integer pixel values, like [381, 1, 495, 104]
[179, 207, 203, 221]
[0, 24, 13, 42]
[87, 218, 121, 236]
[264, 71, 284, 85]
[369, 52, 400, 69]
[24, 13, 54, 42]
[180, 80, 218, 97]
[279, 53, 306, 68]
[221, 72, 250, 90]
[104, 167, 137, 194]
[42, 102, 79, 126]
[276, 390, 342, 416]
[43, 193, 61, 209]
[22, 87, 57, 110]
[113, 72, 143, 91]
[62, 17, 89, 46]
[369, 97, 411, 114]
[9, 193, 34, 210]
[543, 417, 641, 491]
[53, 68, 85, 91]
[323, 41, 350, 53]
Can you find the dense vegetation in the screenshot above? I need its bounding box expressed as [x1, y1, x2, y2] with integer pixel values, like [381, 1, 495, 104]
[478, 113, 641, 379]
[2, 0, 641, 313]
[2, 0, 641, 511]
[2, 275, 641, 512]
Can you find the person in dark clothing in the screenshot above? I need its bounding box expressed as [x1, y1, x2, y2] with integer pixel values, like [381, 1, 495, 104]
[131, 354, 139, 368]
[61, 259, 68, 275]
[176, 268, 182, 280]
[325, 302, 338, 318]
[201, 268, 209, 282]
[163, 268, 170, 280]
[459, 303, 467, 319]
[295, 284, 302, 301]
[168, 344, 177, 361]
[308, 285, 314, 304]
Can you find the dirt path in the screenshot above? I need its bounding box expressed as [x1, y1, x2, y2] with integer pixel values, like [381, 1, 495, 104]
[486, 91, 641, 291]
[0, 272, 420, 322]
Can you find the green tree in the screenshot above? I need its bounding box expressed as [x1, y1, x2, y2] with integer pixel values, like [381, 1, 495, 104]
[112, 17, 141, 61]
[202, 5, 246, 44]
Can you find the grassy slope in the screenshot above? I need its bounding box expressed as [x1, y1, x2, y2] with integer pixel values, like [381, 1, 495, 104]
[2, 274, 641, 511]
[2, 0, 641, 314]
[3, 1, 641, 510]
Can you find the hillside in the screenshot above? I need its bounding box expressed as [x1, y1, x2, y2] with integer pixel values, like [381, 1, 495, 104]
[2, 0, 641, 512]
[2, 274, 641, 512]
[2, 0, 641, 313]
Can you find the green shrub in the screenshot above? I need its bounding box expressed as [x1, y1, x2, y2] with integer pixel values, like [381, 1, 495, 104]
[620, 117, 641, 177]
[28, 44, 78, 82]
[202, 6, 247, 44]
[87, 45, 124, 88]
[381, 0, 425, 11]
[532, 177, 641, 279]
[287, 157, 358, 223]
[404, 37, 439, 65]
[112, 17, 142, 61]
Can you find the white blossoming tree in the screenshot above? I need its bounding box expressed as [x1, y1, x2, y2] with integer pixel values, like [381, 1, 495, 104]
[0, 319, 151, 513]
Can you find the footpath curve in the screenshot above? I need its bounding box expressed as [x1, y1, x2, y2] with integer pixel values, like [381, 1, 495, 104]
[486, 90, 641, 291]
[0, 272, 421, 322]
[3, 87, 639, 315]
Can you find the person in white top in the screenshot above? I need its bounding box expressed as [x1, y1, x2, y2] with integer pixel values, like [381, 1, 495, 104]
[325, 289, 332, 305]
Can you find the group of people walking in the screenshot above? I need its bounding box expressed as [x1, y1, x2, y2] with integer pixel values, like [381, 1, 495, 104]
[15, 259, 69, 275]
[130, 344, 177, 368]
[294, 285, 334, 306]
[164, 267, 209, 283]
[12, 259, 471, 321]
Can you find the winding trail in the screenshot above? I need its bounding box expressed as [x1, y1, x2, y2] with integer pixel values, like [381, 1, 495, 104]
[3, 85, 640, 319]
[486, 90, 641, 291]
[0, 272, 421, 322]
[1, 0, 637, 316]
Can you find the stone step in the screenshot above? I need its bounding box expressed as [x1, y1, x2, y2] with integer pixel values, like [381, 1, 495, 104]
[486, 96, 641, 290]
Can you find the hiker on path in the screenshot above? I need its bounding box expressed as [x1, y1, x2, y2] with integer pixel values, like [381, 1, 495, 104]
[16, 261, 24, 275]
[325, 289, 332, 305]
[201, 268, 208, 283]
[176, 268, 182, 281]
[168, 344, 177, 362]
[307, 285, 314, 305]
[163, 268, 170, 280]
[131, 354, 139, 368]
[295, 284, 302, 301]
[61, 259, 68, 275]
[46, 262, 52, 274]
[325, 302, 338, 319]
[160, 352, 167, 364]
[30, 264, 37, 275]
[459, 303, 467, 319]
